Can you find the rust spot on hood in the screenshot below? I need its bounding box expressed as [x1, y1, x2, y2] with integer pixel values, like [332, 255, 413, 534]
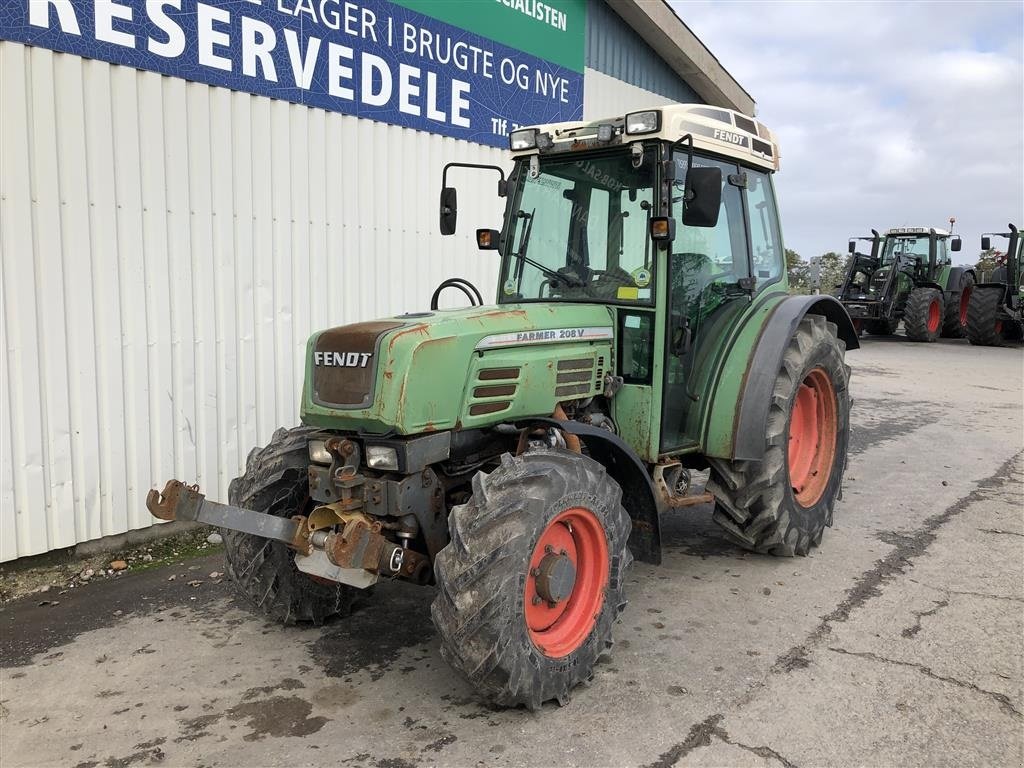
[387, 323, 430, 353]
[467, 308, 529, 321]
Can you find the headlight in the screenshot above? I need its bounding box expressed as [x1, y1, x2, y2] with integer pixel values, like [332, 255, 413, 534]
[308, 439, 331, 465]
[365, 445, 399, 471]
[510, 128, 538, 151]
[625, 110, 660, 135]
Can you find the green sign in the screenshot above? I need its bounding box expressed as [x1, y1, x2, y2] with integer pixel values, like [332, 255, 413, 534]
[391, 0, 587, 72]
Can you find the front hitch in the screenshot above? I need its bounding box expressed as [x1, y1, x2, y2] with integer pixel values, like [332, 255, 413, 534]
[145, 479, 430, 585]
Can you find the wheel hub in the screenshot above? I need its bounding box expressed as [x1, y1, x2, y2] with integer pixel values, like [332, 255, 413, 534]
[536, 552, 576, 604]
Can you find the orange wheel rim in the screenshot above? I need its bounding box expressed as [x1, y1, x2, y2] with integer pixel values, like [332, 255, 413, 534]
[787, 368, 838, 507]
[524, 508, 608, 658]
[959, 287, 972, 326]
[927, 299, 941, 333]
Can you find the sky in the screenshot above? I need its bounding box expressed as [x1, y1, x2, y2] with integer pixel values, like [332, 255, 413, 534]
[670, 0, 1024, 264]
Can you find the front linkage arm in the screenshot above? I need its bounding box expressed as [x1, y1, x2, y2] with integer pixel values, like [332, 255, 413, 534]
[145, 480, 430, 584]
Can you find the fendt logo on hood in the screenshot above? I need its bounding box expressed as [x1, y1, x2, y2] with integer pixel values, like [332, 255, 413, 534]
[314, 351, 373, 368]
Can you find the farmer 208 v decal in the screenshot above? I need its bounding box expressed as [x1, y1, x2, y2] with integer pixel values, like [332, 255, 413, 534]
[147, 104, 858, 709]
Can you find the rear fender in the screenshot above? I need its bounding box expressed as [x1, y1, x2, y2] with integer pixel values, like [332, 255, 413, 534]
[728, 295, 857, 462]
[943, 267, 975, 295]
[525, 418, 662, 565]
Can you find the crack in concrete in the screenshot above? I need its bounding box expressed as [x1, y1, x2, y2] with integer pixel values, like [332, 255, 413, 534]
[829, 647, 1022, 719]
[900, 599, 948, 638]
[643, 713, 799, 768]
[977, 528, 1024, 538]
[769, 450, 1023, 675]
[908, 579, 1024, 605]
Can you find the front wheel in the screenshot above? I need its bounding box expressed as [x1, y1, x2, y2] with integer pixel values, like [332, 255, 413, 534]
[904, 287, 943, 342]
[707, 314, 851, 556]
[965, 284, 1006, 346]
[224, 426, 355, 625]
[431, 450, 631, 709]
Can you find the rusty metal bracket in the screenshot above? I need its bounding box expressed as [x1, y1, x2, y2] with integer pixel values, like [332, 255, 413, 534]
[145, 479, 301, 545]
[653, 462, 715, 509]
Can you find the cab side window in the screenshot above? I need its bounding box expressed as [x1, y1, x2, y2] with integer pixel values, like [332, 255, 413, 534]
[745, 169, 783, 284]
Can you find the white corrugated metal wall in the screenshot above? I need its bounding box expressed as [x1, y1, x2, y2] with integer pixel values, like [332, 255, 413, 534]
[0, 41, 677, 561]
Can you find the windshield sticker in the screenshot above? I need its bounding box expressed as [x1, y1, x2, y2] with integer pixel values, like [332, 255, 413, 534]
[631, 267, 652, 288]
[503, 278, 517, 295]
[617, 286, 639, 300]
[475, 326, 613, 349]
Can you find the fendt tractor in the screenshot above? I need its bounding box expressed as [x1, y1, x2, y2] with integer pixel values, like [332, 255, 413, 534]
[966, 224, 1023, 346]
[146, 104, 859, 709]
[836, 226, 973, 341]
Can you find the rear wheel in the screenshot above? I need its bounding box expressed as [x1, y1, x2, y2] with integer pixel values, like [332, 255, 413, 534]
[864, 318, 895, 336]
[942, 273, 975, 338]
[224, 426, 355, 625]
[904, 287, 943, 342]
[966, 284, 1006, 347]
[707, 314, 850, 556]
[431, 450, 631, 709]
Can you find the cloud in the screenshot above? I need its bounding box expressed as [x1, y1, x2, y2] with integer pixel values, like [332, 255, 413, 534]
[670, 0, 1024, 262]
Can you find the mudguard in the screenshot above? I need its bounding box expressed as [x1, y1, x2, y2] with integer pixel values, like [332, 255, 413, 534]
[943, 267, 974, 294]
[732, 295, 858, 462]
[525, 418, 663, 565]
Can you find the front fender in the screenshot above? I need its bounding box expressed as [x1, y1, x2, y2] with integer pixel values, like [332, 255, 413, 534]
[711, 295, 858, 462]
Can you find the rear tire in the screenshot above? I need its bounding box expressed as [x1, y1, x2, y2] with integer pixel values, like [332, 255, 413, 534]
[224, 426, 355, 625]
[431, 450, 631, 709]
[966, 284, 1006, 347]
[904, 287, 943, 342]
[707, 314, 850, 556]
[942, 273, 975, 338]
[864, 318, 895, 336]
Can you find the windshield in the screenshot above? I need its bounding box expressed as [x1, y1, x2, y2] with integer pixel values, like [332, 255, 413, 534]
[880, 235, 929, 266]
[499, 151, 657, 304]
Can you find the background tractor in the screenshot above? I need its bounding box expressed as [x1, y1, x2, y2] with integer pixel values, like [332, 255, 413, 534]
[966, 224, 1023, 345]
[146, 105, 858, 710]
[836, 226, 973, 341]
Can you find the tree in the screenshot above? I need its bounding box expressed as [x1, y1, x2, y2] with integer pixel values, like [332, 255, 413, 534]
[975, 248, 1001, 280]
[809, 251, 849, 295]
[786, 248, 810, 294]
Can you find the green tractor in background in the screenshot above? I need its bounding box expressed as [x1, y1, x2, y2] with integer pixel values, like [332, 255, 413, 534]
[967, 224, 1023, 345]
[836, 226, 973, 341]
[146, 105, 858, 709]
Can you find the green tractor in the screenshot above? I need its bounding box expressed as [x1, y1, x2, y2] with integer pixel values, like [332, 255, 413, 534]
[836, 226, 973, 341]
[966, 224, 1023, 346]
[146, 105, 858, 709]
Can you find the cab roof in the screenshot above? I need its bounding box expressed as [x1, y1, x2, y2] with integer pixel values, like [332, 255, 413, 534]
[885, 227, 952, 237]
[510, 104, 780, 172]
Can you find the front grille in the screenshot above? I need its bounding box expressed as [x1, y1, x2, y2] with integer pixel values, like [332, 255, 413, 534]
[312, 320, 403, 407]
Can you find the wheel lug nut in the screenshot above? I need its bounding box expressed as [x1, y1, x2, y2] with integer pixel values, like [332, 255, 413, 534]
[531, 567, 541, 577]
[532, 596, 542, 605]
[544, 544, 554, 554]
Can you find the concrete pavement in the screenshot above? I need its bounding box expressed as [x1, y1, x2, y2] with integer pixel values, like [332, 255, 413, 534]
[1, 336, 1021, 768]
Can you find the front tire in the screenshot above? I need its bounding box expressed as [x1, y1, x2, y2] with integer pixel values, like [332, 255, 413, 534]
[965, 284, 1006, 346]
[431, 450, 631, 709]
[904, 287, 944, 342]
[224, 426, 355, 625]
[707, 314, 851, 556]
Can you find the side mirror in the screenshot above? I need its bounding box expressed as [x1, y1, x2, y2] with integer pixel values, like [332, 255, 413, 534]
[848, 240, 856, 254]
[682, 166, 721, 228]
[439, 187, 457, 235]
[981, 236, 991, 251]
[476, 229, 499, 250]
[951, 236, 961, 252]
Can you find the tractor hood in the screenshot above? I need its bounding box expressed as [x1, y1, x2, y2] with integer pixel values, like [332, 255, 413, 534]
[300, 303, 616, 435]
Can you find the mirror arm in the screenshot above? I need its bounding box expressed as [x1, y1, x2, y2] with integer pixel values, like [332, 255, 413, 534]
[441, 162, 508, 197]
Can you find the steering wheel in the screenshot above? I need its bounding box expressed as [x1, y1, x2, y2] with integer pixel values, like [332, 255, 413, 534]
[430, 278, 483, 310]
